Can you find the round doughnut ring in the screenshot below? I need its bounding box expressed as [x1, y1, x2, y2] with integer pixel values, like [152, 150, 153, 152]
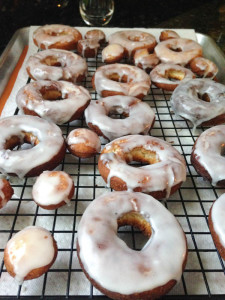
[77, 191, 187, 300]
[26, 49, 87, 83]
[98, 135, 186, 199]
[16, 80, 91, 125]
[85, 95, 155, 141]
[0, 115, 66, 178]
[189, 57, 218, 78]
[33, 24, 82, 50]
[92, 63, 151, 99]
[154, 38, 202, 65]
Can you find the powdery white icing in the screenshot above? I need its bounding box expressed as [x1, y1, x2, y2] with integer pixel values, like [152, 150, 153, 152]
[77, 191, 187, 295]
[85, 96, 155, 141]
[0, 115, 65, 178]
[94, 63, 151, 97]
[190, 57, 218, 78]
[66, 128, 101, 152]
[33, 24, 81, 49]
[108, 30, 156, 59]
[150, 63, 195, 86]
[6, 226, 56, 283]
[32, 170, 74, 207]
[211, 193, 225, 248]
[170, 78, 225, 130]
[16, 80, 91, 125]
[26, 49, 87, 83]
[102, 44, 124, 62]
[85, 29, 105, 43]
[78, 39, 100, 57]
[100, 135, 186, 197]
[134, 50, 159, 71]
[154, 38, 202, 65]
[191, 125, 225, 186]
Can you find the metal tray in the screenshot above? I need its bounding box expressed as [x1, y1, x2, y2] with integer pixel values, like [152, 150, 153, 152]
[0, 27, 225, 299]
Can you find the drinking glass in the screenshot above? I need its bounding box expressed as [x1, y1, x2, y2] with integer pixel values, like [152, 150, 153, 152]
[79, 0, 114, 26]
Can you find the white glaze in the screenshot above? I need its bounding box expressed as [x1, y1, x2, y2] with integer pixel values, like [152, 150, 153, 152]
[33, 24, 81, 49]
[102, 44, 124, 62]
[0, 115, 65, 178]
[78, 39, 100, 57]
[211, 193, 225, 248]
[26, 49, 87, 83]
[190, 57, 218, 78]
[32, 170, 74, 207]
[85, 29, 105, 43]
[191, 125, 225, 186]
[16, 80, 91, 125]
[133, 49, 159, 71]
[77, 191, 187, 295]
[155, 38, 202, 65]
[94, 63, 151, 97]
[66, 128, 101, 152]
[6, 226, 56, 283]
[108, 30, 156, 59]
[150, 63, 195, 87]
[99, 135, 186, 197]
[85, 96, 155, 140]
[170, 78, 225, 130]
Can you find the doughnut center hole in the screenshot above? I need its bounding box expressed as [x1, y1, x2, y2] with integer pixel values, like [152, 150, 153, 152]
[170, 46, 182, 52]
[128, 35, 142, 42]
[40, 86, 67, 100]
[108, 73, 133, 83]
[42, 56, 63, 67]
[198, 92, 211, 102]
[124, 147, 160, 168]
[46, 30, 68, 36]
[221, 143, 225, 156]
[165, 69, 185, 81]
[108, 106, 129, 119]
[4, 132, 39, 151]
[117, 211, 151, 251]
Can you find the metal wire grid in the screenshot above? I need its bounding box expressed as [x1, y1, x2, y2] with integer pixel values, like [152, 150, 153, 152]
[0, 45, 225, 299]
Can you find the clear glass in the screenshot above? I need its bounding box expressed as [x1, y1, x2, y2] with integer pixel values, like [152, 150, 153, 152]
[79, 0, 114, 26]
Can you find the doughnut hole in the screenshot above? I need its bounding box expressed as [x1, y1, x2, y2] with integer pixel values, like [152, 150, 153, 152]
[197, 92, 211, 102]
[221, 143, 225, 156]
[41, 56, 62, 67]
[45, 30, 68, 37]
[4, 132, 39, 151]
[169, 45, 182, 52]
[40, 85, 67, 101]
[165, 69, 185, 82]
[108, 73, 132, 83]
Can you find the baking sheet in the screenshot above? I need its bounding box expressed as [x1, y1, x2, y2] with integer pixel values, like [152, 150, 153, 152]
[0, 26, 225, 299]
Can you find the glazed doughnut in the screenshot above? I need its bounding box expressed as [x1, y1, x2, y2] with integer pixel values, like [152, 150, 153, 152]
[85, 95, 155, 141]
[0, 115, 66, 178]
[102, 44, 125, 64]
[108, 30, 157, 59]
[4, 226, 57, 282]
[16, 80, 91, 125]
[0, 179, 14, 209]
[98, 135, 186, 199]
[159, 30, 180, 42]
[66, 128, 101, 158]
[150, 63, 195, 91]
[33, 24, 82, 50]
[77, 39, 100, 58]
[32, 170, 75, 210]
[133, 49, 159, 73]
[208, 194, 225, 260]
[92, 63, 151, 99]
[170, 78, 225, 130]
[26, 49, 87, 83]
[85, 29, 106, 44]
[154, 38, 202, 65]
[189, 57, 218, 78]
[77, 191, 187, 300]
[191, 125, 225, 187]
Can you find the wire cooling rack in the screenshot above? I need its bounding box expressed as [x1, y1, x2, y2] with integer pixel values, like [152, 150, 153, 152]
[0, 42, 225, 299]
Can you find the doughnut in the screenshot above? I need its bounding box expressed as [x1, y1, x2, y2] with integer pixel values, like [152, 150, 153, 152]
[154, 38, 202, 65]
[26, 49, 87, 83]
[0, 115, 66, 178]
[150, 63, 195, 91]
[108, 30, 157, 59]
[102, 44, 125, 64]
[77, 191, 187, 300]
[133, 49, 159, 73]
[77, 39, 100, 58]
[33, 24, 82, 50]
[170, 78, 225, 130]
[159, 30, 180, 42]
[85, 29, 106, 44]
[32, 170, 75, 210]
[16, 80, 91, 125]
[92, 63, 151, 99]
[191, 125, 225, 187]
[189, 57, 218, 78]
[66, 128, 101, 158]
[98, 135, 186, 199]
[0, 179, 14, 209]
[208, 194, 225, 260]
[85, 95, 155, 141]
[4, 226, 57, 282]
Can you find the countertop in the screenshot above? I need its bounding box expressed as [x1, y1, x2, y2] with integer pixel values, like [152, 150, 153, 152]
[0, 0, 225, 55]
